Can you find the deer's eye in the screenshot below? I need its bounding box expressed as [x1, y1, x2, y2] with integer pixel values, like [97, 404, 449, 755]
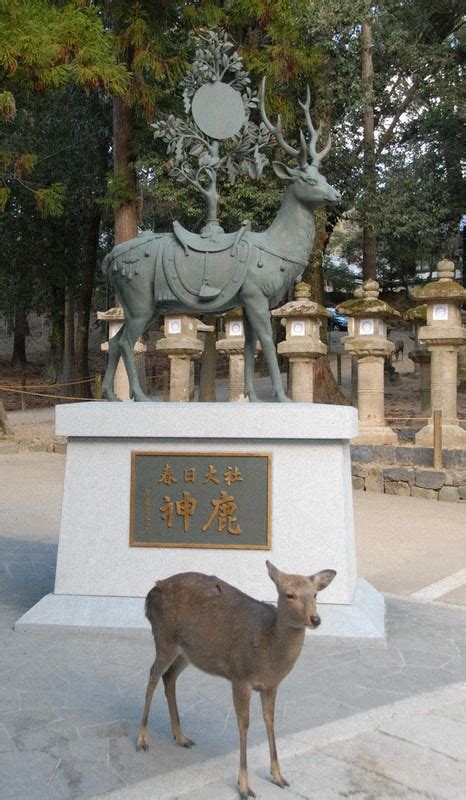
[286, 593, 295, 600]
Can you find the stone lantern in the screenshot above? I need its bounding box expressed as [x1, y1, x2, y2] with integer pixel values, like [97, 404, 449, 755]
[97, 307, 146, 402]
[411, 259, 466, 447]
[156, 314, 212, 402]
[404, 305, 431, 423]
[271, 283, 330, 402]
[216, 308, 257, 402]
[338, 280, 400, 444]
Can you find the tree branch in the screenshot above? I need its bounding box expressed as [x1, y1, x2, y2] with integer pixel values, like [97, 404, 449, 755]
[376, 80, 418, 155]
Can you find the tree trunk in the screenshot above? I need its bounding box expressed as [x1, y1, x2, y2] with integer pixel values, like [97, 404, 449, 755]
[10, 312, 28, 369]
[75, 211, 101, 398]
[361, 7, 377, 281]
[199, 317, 217, 401]
[303, 210, 349, 405]
[112, 96, 144, 395]
[62, 294, 75, 396]
[46, 288, 65, 383]
[113, 96, 138, 245]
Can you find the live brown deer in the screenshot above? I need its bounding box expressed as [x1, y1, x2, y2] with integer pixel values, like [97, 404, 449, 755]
[137, 561, 336, 799]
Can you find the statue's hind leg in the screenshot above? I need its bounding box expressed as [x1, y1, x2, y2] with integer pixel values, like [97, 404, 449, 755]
[101, 325, 125, 401]
[118, 312, 155, 402]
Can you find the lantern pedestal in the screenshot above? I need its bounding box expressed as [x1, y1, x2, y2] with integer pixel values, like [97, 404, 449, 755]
[411, 260, 466, 448]
[272, 283, 330, 403]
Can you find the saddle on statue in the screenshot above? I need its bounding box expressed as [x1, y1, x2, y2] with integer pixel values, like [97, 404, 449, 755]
[161, 220, 252, 310]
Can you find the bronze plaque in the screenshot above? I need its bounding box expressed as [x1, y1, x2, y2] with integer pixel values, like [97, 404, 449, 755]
[130, 452, 271, 549]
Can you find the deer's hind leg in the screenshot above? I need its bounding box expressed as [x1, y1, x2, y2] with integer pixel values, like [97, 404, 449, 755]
[136, 642, 179, 752]
[162, 655, 194, 748]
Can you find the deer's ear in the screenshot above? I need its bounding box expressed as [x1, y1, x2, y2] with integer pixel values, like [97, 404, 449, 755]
[310, 570, 336, 592]
[266, 560, 283, 586]
[272, 161, 297, 181]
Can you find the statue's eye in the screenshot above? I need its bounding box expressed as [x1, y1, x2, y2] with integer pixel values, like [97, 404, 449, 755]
[307, 178, 318, 186]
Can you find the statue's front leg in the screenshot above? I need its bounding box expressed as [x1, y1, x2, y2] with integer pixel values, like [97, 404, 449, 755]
[242, 299, 290, 403]
[243, 313, 259, 402]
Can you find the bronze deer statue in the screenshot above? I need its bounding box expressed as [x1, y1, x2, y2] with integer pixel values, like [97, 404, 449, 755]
[137, 562, 336, 799]
[101, 81, 340, 402]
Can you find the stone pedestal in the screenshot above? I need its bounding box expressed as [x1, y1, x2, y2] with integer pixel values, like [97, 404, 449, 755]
[97, 308, 147, 402]
[409, 351, 431, 421]
[156, 315, 207, 402]
[459, 311, 466, 392]
[405, 306, 431, 424]
[339, 281, 399, 445]
[411, 260, 466, 448]
[271, 283, 330, 402]
[15, 403, 384, 639]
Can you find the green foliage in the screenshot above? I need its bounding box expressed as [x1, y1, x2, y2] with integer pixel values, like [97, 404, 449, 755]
[35, 182, 66, 216]
[102, 171, 136, 210]
[0, 91, 16, 120]
[0, 185, 9, 211]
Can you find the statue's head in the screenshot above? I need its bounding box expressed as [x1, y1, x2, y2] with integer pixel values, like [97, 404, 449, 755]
[260, 79, 341, 208]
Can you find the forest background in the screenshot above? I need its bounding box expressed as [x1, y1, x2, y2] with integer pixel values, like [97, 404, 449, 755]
[0, 0, 463, 397]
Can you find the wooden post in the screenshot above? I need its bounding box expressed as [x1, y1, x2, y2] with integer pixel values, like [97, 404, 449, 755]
[433, 409, 442, 470]
[0, 400, 13, 436]
[337, 353, 342, 385]
[20, 376, 27, 412]
[95, 373, 102, 400]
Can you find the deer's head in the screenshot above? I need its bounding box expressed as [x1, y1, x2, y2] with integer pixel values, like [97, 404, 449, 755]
[260, 79, 341, 208]
[266, 560, 336, 630]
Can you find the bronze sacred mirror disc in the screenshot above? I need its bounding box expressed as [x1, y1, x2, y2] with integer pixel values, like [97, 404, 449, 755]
[192, 81, 246, 140]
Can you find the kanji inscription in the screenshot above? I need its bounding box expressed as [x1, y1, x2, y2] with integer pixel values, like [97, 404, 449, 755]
[130, 452, 271, 549]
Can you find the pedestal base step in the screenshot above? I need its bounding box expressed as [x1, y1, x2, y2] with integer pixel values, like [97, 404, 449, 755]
[15, 579, 385, 639]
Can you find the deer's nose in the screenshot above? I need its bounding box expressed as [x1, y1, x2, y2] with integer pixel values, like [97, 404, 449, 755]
[310, 616, 321, 628]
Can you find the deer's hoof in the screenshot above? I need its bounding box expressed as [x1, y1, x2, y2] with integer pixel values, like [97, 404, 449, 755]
[238, 783, 256, 799]
[176, 736, 196, 748]
[136, 733, 149, 751]
[272, 776, 290, 788]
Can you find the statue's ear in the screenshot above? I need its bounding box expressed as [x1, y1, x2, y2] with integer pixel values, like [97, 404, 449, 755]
[272, 161, 297, 181]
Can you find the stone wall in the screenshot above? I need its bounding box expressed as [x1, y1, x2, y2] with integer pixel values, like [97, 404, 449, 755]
[352, 459, 465, 503]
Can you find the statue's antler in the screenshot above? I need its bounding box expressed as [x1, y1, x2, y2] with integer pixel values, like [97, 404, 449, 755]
[298, 86, 331, 167]
[259, 78, 308, 168]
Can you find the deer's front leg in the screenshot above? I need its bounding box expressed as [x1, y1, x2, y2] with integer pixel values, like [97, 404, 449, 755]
[260, 688, 289, 788]
[242, 296, 290, 403]
[232, 681, 255, 799]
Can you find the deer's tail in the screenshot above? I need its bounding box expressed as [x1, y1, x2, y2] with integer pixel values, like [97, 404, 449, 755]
[145, 583, 163, 623]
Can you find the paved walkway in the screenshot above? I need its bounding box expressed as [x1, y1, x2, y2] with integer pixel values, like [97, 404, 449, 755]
[0, 451, 465, 799]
